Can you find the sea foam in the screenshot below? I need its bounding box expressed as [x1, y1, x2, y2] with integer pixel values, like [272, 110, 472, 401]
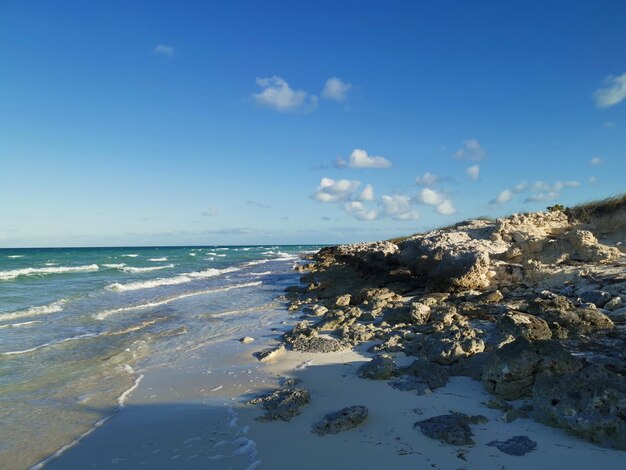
[0, 264, 99, 281]
[106, 267, 239, 292]
[0, 299, 68, 322]
[121, 264, 175, 273]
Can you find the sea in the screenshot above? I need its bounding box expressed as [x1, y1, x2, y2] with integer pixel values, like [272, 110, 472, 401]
[0, 245, 321, 468]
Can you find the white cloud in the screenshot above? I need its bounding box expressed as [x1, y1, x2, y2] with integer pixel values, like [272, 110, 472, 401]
[346, 149, 392, 169]
[513, 181, 528, 193]
[418, 188, 455, 215]
[381, 195, 418, 221]
[201, 206, 219, 217]
[419, 188, 443, 205]
[590, 156, 602, 165]
[253, 76, 317, 112]
[415, 172, 439, 186]
[312, 177, 360, 203]
[589, 176, 597, 186]
[321, 77, 352, 102]
[493, 189, 513, 205]
[343, 200, 379, 221]
[436, 200, 456, 215]
[594, 73, 626, 108]
[454, 139, 487, 160]
[153, 44, 175, 57]
[359, 184, 375, 201]
[466, 165, 480, 181]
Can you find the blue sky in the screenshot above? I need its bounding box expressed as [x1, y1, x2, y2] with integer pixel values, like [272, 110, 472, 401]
[1, 1, 625, 247]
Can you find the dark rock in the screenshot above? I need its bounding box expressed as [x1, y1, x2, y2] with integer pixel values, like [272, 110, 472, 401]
[248, 387, 311, 421]
[497, 311, 552, 341]
[357, 355, 396, 380]
[415, 413, 488, 446]
[482, 339, 582, 399]
[382, 305, 412, 325]
[502, 408, 528, 423]
[254, 344, 285, 362]
[487, 436, 537, 456]
[579, 290, 611, 308]
[402, 359, 450, 390]
[485, 397, 512, 411]
[389, 376, 432, 395]
[406, 324, 485, 364]
[311, 405, 369, 435]
[532, 364, 626, 449]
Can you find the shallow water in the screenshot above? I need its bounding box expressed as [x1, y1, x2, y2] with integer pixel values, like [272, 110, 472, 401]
[0, 245, 320, 468]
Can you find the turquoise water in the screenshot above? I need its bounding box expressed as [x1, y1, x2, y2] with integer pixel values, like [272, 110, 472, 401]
[0, 245, 320, 467]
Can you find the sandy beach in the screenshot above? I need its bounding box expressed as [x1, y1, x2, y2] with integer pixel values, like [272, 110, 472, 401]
[44, 318, 626, 470]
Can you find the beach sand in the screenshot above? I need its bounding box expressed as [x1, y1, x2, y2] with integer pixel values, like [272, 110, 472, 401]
[44, 320, 626, 470]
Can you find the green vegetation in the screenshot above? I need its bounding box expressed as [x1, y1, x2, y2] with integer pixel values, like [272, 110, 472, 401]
[566, 193, 626, 222]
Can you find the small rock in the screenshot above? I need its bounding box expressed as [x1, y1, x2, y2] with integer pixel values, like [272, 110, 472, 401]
[357, 355, 396, 380]
[248, 387, 311, 421]
[502, 408, 528, 423]
[254, 344, 285, 362]
[605, 297, 623, 311]
[487, 436, 537, 456]
[335, 294, 352, 307]
[485, 398, 512, 411]
[415, 413, 488, 446]
[410, 302, 431, 325]
[579, 290, 611, 308]
[608, 307, 626, 323]
[312, 405, 369, 435]
[239, 336, 255, 344]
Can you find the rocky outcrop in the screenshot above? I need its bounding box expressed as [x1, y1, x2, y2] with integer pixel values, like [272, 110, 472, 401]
[311, 406, 369, 435]
[278, 202, 626, 449]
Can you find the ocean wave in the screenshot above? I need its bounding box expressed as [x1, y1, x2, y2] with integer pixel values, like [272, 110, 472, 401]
[106, 267, 240, 292]
[44, 262, 58, 266]
[121, 254, 138, 258]
[0, 264, 99, 281]
[0, 299, 68, 322]
[118, 374, 144, 407]
[249, 271, 273, 276]
[7, 255, 24, 258]
[148, 257, 168, 262]
[189, 252, 197, 256]
[95, 281, 262, 319]
[101, 263, 126, 269]
[121, 264, 174, 274]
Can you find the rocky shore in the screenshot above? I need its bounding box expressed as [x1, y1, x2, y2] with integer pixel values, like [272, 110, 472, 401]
[250, 198, 626, 453]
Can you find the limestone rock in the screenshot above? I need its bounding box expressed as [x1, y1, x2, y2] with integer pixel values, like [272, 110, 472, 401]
[487, 436, 537, 456]
[497, 311, 552, 341]
[248, 387, 311, 422]
[311, 406, 368, 435]
[482, 339, 582, 399]
[254, 344, 285, 362]
[410, 302, 431, 325]
[533, 365, 626, 449]
[357, 355, 396, 380]
[428, 251, 491, 292]
[579, 290, 611, 308]
[415, 413, 488, 446]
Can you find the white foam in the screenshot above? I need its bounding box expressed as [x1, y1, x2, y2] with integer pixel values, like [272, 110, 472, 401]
[0, 264, 99, 281]
[189, 252, 197, 256]
[44, 262, 58, 266]
[0, 320, 41, 329]
[121, 264, 174, 273]
[118, 374, 144, 407]
[95, 281, 261, 319]
[7, 255, 24, 258]
[105, 266, 238, 292]
[0, 299, 68, 321]
[249, 271, 272, 276]
[121, 254, 139, 258]
[101, 263, 126, 269]
[148, 257, 168, 262]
